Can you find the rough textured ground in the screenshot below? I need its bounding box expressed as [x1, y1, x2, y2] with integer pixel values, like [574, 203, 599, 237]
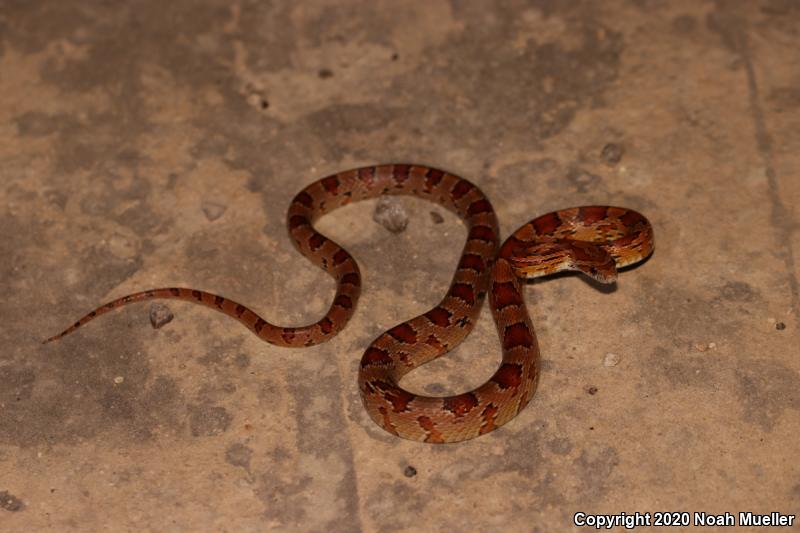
[1, 1, 798, 531]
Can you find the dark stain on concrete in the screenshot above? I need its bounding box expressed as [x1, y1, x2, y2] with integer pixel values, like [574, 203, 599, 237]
[718, 281, 759, 303]
[0, 366, 36, 403]
[68, 246, 143, 302]
[96, 374, 181, 441]
[234, 353, 251, 369]
[634, 279, 742, 351]
[306, 103, 400, 135]
[15, 111, 79, 138]
[573, 446, 620, 501]
[1, 2, 92, 54]
[255, 470, 314, 526]
[237, 4, 297, 71]
[1, 336, 185, 446]
[188, 404, 233, 437]
[735, 360, 799, 432]
[672, 14, 698, 34]
[196, 341, 249, 368]
[364, 481, 425, 532]
[565, 167, 604, 195]
[768, 86, 800, 112]
[225, 442, 253, 471]
[547, 436, 574, 455]
[646, 346, 715, 388]
[429, 15, 624, 147]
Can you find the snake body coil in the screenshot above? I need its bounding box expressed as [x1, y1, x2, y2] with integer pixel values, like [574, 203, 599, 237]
[45, 164, 654, 443]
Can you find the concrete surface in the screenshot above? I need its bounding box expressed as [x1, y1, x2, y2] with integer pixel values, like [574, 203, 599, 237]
[1, 1, 798, 531]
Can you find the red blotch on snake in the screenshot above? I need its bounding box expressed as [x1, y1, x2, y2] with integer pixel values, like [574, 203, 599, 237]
[424, 306, 452, 327]
[361, 347, 392, 367]
[321, 176, 340, 194]
[502, 322, 534, 350]
[492, 280, 523, 310]
[443, 393, 479, 417]
[450, 180, 474, 200]
[491, 363, 524, 390]
[579, 206, 609, 224]
[387, 323, 417, 344]
[449, 283, 476, 305]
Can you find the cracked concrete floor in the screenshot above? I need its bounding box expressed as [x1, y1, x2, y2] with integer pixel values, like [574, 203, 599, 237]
[1, 1, 799, 531]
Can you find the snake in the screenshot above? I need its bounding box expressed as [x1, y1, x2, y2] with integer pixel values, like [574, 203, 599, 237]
[44, 164, 654, 443]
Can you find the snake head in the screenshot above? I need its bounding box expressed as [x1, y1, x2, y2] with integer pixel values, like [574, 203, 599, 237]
[509, 240, 618, 284]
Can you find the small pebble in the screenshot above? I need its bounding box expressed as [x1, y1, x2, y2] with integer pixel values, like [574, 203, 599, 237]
[318, 68, 333, 79]
[0, 491, 23, 512]
[694, 342, 717, 352]
[373, 197, 409, 233]
[149, 303, 174, 329]
[403, 465, 417, 477]
[429, 211, 444, 224]
[113, 376, 124, 384]
[603, 352, 621, 367]
[776, 322, 786, 331]
[601, 143, 624, 164]
[202, 201, 227, 221]
[586, 386, 598, 395]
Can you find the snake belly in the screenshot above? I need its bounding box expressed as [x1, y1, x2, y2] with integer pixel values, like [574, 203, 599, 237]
[44, 164, 654, 443]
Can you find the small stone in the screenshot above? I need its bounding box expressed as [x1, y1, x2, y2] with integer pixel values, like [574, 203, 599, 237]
[601, 143, 624, 164]
[776, 322, 786, 330]
[429, 211, 444, 224]
[113, 376, 124, 384]
[373, 197, 409, 233]
[202, 201, 227, 221]
[603, 352, 621, 367]
[694, 342, 717, 352]
[318, 68, 333, 79]
[403, 465, 417, 477]
[0, 491, 23, 512]
[149, 303, 174, 329]
[586, 386, 598, 395]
